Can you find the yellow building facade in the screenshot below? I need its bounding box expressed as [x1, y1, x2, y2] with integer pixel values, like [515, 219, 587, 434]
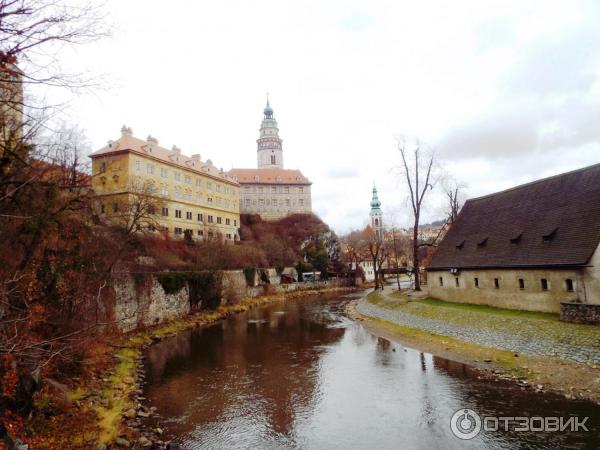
[90, 126, 240, 241]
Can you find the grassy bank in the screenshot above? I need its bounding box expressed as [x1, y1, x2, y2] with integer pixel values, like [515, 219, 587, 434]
[28, 285, 356, 449]
[352, 290, 600, 404]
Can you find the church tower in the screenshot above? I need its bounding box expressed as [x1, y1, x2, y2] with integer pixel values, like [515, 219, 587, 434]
[370, 185, 383, 241]
[257, 97, 284, 169]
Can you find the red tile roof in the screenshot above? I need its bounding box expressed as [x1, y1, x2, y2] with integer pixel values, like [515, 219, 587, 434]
[228, 168, 311, 185]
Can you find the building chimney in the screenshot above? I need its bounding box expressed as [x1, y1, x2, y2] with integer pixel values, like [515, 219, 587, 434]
[147, 135, 159, 144]
[172, 145, 181, 155]
[191, 153, 201, 161]
[121, 125, 133, 136]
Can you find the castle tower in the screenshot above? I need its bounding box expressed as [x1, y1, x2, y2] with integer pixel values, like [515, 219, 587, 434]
[370, 185, 383, 241]
[257, 96, 283, 169]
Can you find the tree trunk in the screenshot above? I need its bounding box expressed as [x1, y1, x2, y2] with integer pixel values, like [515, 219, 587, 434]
[413, 215, 421, 291]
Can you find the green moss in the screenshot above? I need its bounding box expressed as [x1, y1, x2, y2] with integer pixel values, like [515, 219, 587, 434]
[157, 272, 188, 295]
[95, 347, 139, 446]
[243, 267, 256, 286]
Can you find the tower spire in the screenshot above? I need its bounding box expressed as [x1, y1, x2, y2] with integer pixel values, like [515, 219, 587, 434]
[257, 96, 283, 168]
[370, 185, 383, 240]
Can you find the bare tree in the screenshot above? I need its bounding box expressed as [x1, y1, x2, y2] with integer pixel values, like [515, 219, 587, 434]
[341, 229, 370, 284]
[107, 180, 165, 238]
[397, 139, 437, 291]
[364, 226, 387, 290]
[443, 178, 466, 227]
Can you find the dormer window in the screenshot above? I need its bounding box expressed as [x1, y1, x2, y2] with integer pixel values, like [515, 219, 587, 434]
[510, 233, 522, 245]
[477, 237, 488, 247]
[456, 240, 465, 250]
[542, 227, 558, 243]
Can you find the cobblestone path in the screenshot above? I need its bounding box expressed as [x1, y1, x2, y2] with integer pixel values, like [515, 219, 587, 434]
[356, 290, 600, 366]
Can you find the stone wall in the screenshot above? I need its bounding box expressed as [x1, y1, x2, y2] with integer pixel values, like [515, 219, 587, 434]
[113, 270, 351, 332]
[427, 268, 582, 313]
[560, 302, 600, 325]
[114, 273, 190, 332]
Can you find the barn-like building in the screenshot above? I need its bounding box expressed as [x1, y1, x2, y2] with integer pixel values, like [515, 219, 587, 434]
[427, 164, 600, 313]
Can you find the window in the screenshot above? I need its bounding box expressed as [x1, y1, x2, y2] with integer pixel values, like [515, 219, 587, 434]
[439, 277, 444, 286]
[216, 184, 221, 192]
[197, 230, 204, 236]
[234, 220, 237, 227]
[175, 190, 181, 199]
[565, 279, 574, 292]
[284, 186, 290, 193]
[299, 187, 304, 193]
[161, 207, 169, 216]
[207, 197, 213, 204]
[541, 278, 549, 291]
[494, 278, 500, 289]
[196, 194, 203, 204]
[174, 172, 181, 181]
[299, 199, 304, 206]
[225, 218, 230, 225]
[272, 186, 277, 193]
[184, 175, 191, 184]
[286, 199, 290, 206]
[134, 160, 140, 171]
[518, 278, 525, 290]
[258, 186, 263, 193]
[175, 210, 182, 218]
[207, 215, 213, 223]
[184, 192, 192, 201]
[112, 202, 119, 212]
[100, 204, 105, 214]
[197, 213, 203, 222]
[186, 211, 192, 220]
[455, 277, 459, 287]
[270, 155, 276, 164]
[160, 187, 169, 197]
[217, 217, 222, 224]
[207, 182, 212, 191]
[226, 233, 232, 240]
[196, 179, 201, 187]
[474, 277, 479, 288]
[146, 164, 154, 175]
[174, 227, 183, 235]
[160, 167, 168, 178]
[100, 162, 107, 173]
[245, 199, 251, 205]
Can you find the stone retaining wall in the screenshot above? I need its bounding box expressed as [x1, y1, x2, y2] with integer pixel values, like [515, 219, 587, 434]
[113, 270, 351, 332]
[560, 302, 600, 325]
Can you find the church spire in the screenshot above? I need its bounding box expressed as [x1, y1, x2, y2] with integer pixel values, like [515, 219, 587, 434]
[370, 185, 383, 240]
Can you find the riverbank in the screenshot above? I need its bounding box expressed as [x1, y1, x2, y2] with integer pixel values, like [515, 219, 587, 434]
[19, 285, 356, 449]
[348, 289, 600, 405]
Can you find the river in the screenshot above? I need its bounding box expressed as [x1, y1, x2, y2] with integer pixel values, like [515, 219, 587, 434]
[142, 291, 600, 449]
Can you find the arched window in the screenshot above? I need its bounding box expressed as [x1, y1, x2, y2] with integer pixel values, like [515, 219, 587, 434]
[270, 155, 276, 164]
[375, 218, 379, 226]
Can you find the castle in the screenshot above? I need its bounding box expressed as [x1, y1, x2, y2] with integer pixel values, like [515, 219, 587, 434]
[228, 98, 313, 220]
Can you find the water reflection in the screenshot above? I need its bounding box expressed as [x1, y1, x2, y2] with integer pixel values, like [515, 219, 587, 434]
[143, 293, 600, 449]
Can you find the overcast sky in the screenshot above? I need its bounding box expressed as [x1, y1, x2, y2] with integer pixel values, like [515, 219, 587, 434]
[51, 0, 600, 233]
